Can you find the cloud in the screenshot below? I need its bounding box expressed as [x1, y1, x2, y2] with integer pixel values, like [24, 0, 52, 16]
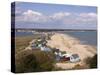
[50, 12, 71, 20]
[15, 9, 97, 29]
[23, 10, 42, 16]
[76, 13, 97, 25]
[16, 10, 49, 23]
[79, 13, 97, 18]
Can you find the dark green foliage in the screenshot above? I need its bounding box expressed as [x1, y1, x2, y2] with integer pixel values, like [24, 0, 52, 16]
[89, 54, 97, 68]
[85, 54, 97, 68]
[61, 51, 66, 54]
[32, 51, 55, 71]
[15, 50, 37, 73]
[51, 48, 59, 53]
[15, 50, 55, 73]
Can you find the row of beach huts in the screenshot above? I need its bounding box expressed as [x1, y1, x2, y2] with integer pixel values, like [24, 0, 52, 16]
[28, 34, 80, 63]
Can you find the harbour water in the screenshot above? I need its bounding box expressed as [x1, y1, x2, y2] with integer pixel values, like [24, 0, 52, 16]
[15, 31, 97, 46]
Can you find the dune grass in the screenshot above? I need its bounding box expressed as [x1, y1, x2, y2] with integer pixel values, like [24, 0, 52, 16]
[15, 34, 43, 54]
[15, 36, 33, 54]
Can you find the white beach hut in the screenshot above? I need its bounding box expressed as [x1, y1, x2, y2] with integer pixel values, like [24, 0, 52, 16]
[40, 46, 51, 51]
[70, 54, 80, 63]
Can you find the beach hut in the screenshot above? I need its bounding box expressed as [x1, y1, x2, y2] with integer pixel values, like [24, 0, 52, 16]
[61, 54, 71, 61]
[38, 44, 42, 48]
[40, 46, 51, 51]
[54, 51, 62, 57]
[54, 51, 62, 61]
[70, 54, 80, 63]
[62, 54, 71, 58]
[31, 43, 40, 50]
[60, 53, 80, 63]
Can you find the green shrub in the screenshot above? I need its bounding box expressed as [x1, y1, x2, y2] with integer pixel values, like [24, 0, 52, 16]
[84, 54, 97, 68]
[61, 51, 66, 54]
[15, 50, 55, 73]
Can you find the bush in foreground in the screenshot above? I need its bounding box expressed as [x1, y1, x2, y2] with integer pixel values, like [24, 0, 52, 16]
[85, 54, 97, 68]
[15, 50, 55, 73]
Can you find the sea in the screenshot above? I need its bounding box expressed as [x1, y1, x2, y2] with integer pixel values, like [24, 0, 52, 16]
[15, 31, 97, 46]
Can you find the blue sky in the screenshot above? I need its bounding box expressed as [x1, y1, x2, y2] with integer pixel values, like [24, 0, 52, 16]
[14, 2, 97, 29]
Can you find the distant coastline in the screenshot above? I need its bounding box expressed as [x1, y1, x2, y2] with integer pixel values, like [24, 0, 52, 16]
[14, 28, 97, 32]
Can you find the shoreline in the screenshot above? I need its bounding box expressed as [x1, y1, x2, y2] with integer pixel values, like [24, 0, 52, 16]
[46, 33, 97, 69]
[47, 33, 97, 59]
[15, 31, 97, 46]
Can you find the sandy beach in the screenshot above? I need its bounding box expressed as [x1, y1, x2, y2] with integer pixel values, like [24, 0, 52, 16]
[46, 33, 97, 69]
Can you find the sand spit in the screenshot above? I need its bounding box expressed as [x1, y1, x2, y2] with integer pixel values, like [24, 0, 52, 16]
[47, 33, 97, 69]
[47, 33, 96, 60]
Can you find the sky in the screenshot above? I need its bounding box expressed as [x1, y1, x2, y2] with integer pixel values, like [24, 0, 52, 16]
[13, 2, 97, 29]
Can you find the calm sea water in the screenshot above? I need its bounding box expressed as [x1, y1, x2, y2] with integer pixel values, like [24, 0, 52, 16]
[63, 31, 97, 46]
[15, 31, 97, 46]
[15, 32, 33, 37]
